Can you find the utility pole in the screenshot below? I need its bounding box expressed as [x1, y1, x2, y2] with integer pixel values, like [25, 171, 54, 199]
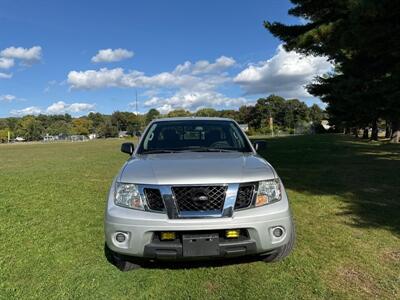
[135, 90, 138, 116]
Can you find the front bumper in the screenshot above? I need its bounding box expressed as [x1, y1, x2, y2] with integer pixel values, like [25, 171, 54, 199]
[105, 187, 293, 260]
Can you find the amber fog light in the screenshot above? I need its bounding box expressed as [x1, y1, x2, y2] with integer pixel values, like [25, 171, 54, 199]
[160, 232, 176, 240]
[225, 229, 240, 238]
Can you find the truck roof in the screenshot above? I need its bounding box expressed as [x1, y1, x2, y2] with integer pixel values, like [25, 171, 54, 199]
[151, 117, 235, 122]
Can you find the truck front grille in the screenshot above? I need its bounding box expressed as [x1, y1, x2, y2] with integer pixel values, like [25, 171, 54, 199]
[172, 186, 227, 212]
[144, 188, 165, 211]
[235, 183, 257, 209]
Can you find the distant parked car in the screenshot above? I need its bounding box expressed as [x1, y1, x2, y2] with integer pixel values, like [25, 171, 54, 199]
[104, 117, 295, 271]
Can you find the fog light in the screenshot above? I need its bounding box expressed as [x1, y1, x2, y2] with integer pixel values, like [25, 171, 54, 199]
[115, 232, 126, 243]
[225, 229, 240, 238]
[272, 227, 284, 238]
[160, 232, 176, 240]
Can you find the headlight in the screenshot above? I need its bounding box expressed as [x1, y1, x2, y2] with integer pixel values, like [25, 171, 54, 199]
[114, 183, 144, 210]
[255, 179, 281, 206]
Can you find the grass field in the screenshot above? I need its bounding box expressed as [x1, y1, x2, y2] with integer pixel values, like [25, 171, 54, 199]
[0, 135, 399, 299]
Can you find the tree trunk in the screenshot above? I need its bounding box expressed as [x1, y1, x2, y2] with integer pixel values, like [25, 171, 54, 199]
[385, 121, 391, 138]
[371, 120, 378, 141]
[390, 120, 400, 143]
[362, 127, 369, 139]
[344, 127, 350, 134]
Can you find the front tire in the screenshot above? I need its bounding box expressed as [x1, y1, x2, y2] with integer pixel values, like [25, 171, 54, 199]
[104, 243, 141, 271]
[262, 220, 296, 263]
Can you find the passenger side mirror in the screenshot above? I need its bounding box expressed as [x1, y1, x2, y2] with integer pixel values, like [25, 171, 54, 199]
[121, 142, 134, 155]
[253, 140, 267, 152]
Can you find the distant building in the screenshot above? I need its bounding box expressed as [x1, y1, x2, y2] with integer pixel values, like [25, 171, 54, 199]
[321, 120, 331, 130]
[118, 131, 129, 138]
[239, 124, 249, 132]
[43, 134, 55, 142]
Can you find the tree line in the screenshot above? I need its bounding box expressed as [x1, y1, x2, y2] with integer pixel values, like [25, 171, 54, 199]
[0, 95, 324, 142]
[265, 0, 400, 142]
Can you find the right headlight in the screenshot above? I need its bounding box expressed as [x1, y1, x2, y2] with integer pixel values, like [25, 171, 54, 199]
[114, 182, 144, 210]
[255, 179, 281, 206]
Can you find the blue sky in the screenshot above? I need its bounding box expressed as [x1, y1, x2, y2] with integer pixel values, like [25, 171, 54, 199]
[0, 0, 331, 117]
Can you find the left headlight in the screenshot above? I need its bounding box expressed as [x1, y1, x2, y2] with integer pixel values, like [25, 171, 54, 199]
[114, 182, 144, 210]
[255, 179, 281, 206]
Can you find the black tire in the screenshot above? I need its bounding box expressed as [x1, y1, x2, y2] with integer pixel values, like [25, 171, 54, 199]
[262, 220, 296, 263]
[104, 243, 142, 271]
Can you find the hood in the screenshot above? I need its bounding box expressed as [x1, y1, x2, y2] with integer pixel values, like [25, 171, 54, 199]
[119, 152, 276, 185]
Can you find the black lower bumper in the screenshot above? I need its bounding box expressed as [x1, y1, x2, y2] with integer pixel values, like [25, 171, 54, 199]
[143, 238, 258, 260]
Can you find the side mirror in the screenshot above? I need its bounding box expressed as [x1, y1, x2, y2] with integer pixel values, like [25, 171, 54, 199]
[121, 142, 134, 155]
[253, 140, 267, 152]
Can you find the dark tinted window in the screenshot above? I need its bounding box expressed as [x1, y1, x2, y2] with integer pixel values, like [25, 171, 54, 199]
[138, 120, 252, 153]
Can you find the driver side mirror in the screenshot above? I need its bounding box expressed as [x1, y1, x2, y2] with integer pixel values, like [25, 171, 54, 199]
[121, 142, 134, 155]
[253, 140, 267, 152]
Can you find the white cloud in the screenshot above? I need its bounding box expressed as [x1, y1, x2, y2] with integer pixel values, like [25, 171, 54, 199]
[234, 45, 332, 98]
[0, 72, 12, 79]
[68, 68, 127, 89]
[0, 57, 14, 69]
[173, 56, 235, 75]
[0, 94, 17, 102]
[1, 46, 42, 63]
[10, 106, 41, 116]
[91, 48, 134, 63]
[67, 55, 234, 90]
[46, 101, 95, 114]
[143, 91, 248, 113]
[10, 101, 95, 117]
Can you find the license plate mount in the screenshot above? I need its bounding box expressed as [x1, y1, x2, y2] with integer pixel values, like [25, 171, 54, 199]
[182, 233, 220, 257]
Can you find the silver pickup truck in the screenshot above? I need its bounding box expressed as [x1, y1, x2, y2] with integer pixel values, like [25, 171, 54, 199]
[104, 117, 295, 270]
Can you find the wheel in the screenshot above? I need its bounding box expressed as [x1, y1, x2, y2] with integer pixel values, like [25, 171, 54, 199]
[262, 220, 296, 263]
[104, 243, 142, 271]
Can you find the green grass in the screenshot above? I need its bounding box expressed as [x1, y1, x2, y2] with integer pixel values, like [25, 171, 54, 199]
[0, 135, 399, 299]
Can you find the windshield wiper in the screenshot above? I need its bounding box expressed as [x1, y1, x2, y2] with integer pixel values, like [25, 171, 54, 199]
[142, 149, 180, 154]
[180, 147, 239, 153]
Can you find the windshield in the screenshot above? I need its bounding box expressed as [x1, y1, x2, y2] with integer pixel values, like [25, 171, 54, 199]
[137, 120, 253, 154]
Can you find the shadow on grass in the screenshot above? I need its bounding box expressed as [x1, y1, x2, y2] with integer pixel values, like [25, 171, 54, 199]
[258, 134, 400, 235]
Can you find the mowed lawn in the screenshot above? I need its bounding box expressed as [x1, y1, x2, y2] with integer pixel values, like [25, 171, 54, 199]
[0, 135, 399, 299]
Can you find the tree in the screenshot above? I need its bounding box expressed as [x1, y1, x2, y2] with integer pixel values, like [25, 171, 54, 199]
[145, 109, 161, 124]
[98, 120, 118, 138]
[0, 128, 12, 143]
[195, 108, 218, 117]
[16, 116, 44, 141]
[309, 104, 324, 124]
[265, 0, 400, 141]
[167, 109, 191, 118]
[71, 118, 92, 135]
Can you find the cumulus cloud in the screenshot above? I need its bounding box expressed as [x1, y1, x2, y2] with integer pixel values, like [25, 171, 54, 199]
[234, 45, 332, 98]
[0, 94, 17, 102]
[10, 101, 95, 116]
[173, 56, 235, 75]
[67, 55, 234, 90]
[1, 46, 42, 63]
[91, 48, 134, 63]
[46, 101, 95, 114]
[0, 57, 14, 69]
[143, 91, 247, 114]
[10, 106, 42, 116]
[0, 72, 12, 79]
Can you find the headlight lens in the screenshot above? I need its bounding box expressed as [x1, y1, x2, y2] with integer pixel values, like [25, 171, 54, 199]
[114, 183, 144, 210]
[256, 179, 281, 206]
